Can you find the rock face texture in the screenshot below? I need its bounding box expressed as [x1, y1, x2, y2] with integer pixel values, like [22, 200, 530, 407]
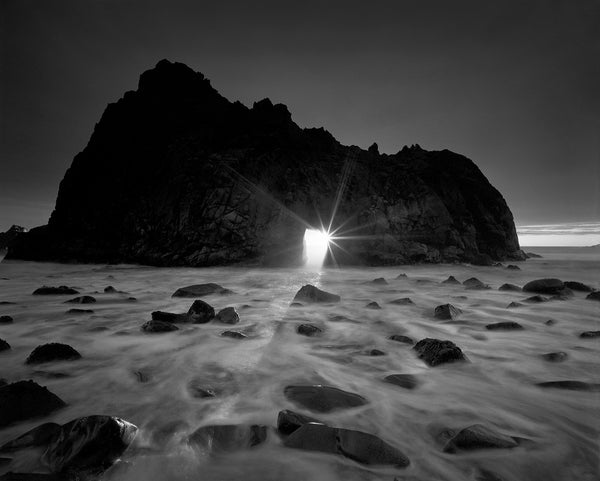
[7, 60, 523, 266]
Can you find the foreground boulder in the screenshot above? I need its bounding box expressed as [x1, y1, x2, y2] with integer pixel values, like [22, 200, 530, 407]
[434, 304, 462, 320]
[277, 410, 324, 436]
[215, 307, 239, 324]
[284, 385, 368, 413]
[284, 424, 409, 467]
[0, 423, 62, 451]
[32, 286, 78, 295]
[443, 424, 518, 453]
[42, 416, 138, 474]
[523, 278, 565, 295]
[580, 331, 600, 338]
[172, 283, 233, 298]
[564, 281, 594, 292]
[141, 320, 179, 333]
[292, 285, 340, 304]
[187, 300, 215, 323]
[0, 381, 66, 427]
[188, 424, 267, 453]
[26, 344, 81, 364]
[413, 338, 467, 366]
[0, 316, 13, 324]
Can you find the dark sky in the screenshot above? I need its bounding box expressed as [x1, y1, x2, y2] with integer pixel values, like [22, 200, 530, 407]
[1, 0, 599, 234]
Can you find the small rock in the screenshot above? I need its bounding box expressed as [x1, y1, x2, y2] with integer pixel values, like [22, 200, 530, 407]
[277, 410, 324, 435]
[292, 285, 340, 304]
[506, 264, 520, 270]
[434, 304, 462, 320]
[443, 424, 518, 453]
[33, 286, 79, 295]
[284, 424, 410, 467]
[388, 298, 414, 305]
[463, 278, 490, 290]
[290, 302, 303, 307]
[0, 339, 10, 352]
[485, 322, 524, 331]
[384, 374, 418, 390]
[367, 349, 386, 356]
[215, 307, 239, 324]
[579, 331, 600, 338]
[188, 424, 267, 453]
[26, 343, 82, 364]
[388, 335, 414, 345]
[499, 283, 521, 292]
[564, 281, 594, 292]
[64, 296, 96, 304]
[506, 302, 523, 308]
[187, 300, 215, 323]
[0, 380, 66, 427]
[284, 385, 368, 413]
[370, 278, 388, 285]
[413, 338, 467, 366]
[104, 286, 117, 293]
[365, 301, 381, 309]
[172, 283, 233, 298]
[396, 273, 407, 278]
[67, 309, 94, 314]
[141, 320, 179, 333]
[536, 380, 600, 391]
[0, 423, 62, 451]
[220, 330, 246, 339]
[523, 295, 549, 303]
[442, 276, 461, 285]
[545, 319, 556, 325]
[541, 352, 568, 362]
[586, 291, 600, 301]
[42, 415, 138, 474]
[0, 316, 13, 324]
[297, 324, 322, 337]
[523, 278, 564, 295]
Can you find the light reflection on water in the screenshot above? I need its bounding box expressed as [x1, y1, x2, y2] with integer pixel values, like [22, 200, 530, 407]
[0, 249, 598, 480]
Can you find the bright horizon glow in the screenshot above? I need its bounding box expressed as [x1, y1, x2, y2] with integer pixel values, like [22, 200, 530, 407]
[517, 222, 600, 247]
[303, 229, 331, 268]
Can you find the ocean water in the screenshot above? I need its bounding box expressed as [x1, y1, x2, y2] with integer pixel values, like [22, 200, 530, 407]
[0, 248, 598, 480]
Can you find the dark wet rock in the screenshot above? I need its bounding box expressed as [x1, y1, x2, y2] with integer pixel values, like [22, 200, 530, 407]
[188, 424, 267, 452]
[172, 283, 233, 298]
[66, 308, 94, 314]
[133, 371, 149, 383]
[293, 285, 340, 304]
[104, 286, 118, 293]
[127, 297, 137, 301]
[396, 273, 407, 278]
[541, 352, 568, 362]
[42, 415, 138, 474]
[506, 264, 520, 270]
[0, 302, 16, 305]
[586, 291, 600, 301]
[475, 468, 506, 481]
[413, 338, 467, 366]
[215, 307, 239, 324]
[284, 385, 368, 413]
[579, 330, 600, 338]
[0, 316, 13, 324]
[388, 297, 414, 305]
[0, 380, 66, 427]
[0, 423, 62, 451]
[64, 295, 96, 304]
[367, 349, 386, 356]
[443, 424, 518, 453]
[499, 283, 521, 292]
[284, 424, 410, 467]
[434, 304, 462, 320]
[141, 320, 179, 333]
[525, 252, 542, 258]
[188, 385, 216, 399]
[545, 319, 556, 326]
[328, 314, 356, 323]
[536, 380, 600, 391]
[523, 278, 564, 295]
[485, 322, 524, 331]
[365, 301, 381, 309]
[26, 343, 82, 364]
[187, 300, 215, 323]
[452, 295, 468, 300]
[290, 302, 303, 307]
[0, 339, 10, 352]
[463, 277, 490, 290]
[150, 310, 187, 323]
[277, 410, 324, 436]
[388, 334, 414, 345]
[0, 473, 62, 480]
[220, 330, 246, 339]
[297, 324, 323, 337]
[370, 277, 388, 285]
[564, 281, 594, 292]
[384, 374, 418, 390]
[442, 276, 461, 285]
[523, 295, 549, 303]
[471, 253, 494, 266]
[32, 286, 78, 295]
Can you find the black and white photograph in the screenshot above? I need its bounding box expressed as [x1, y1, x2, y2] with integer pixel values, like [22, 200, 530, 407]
[0, 1, 599, 480]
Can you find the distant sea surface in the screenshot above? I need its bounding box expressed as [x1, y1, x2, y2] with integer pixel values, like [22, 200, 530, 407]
[0, 247, 598, 480]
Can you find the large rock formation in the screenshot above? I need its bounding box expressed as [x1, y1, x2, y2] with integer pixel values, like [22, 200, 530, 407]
[7, 60, 523, 266]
